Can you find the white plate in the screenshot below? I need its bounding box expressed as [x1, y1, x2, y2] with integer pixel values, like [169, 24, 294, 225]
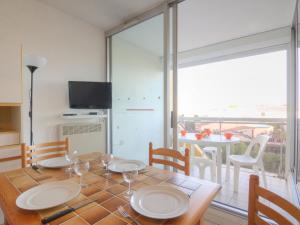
[108, 160, 146, 172]
[16, 181, 81, 210]
[38, 156, 72, 168]
[130, 185, 189, 219]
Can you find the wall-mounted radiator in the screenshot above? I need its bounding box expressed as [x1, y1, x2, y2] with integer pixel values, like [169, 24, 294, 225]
[59, 122, 106, 154]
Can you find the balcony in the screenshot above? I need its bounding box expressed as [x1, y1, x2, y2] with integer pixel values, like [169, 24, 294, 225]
[177, 116, 289, 211]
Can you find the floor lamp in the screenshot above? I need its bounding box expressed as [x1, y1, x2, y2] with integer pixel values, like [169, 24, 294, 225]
[24, 55, 47, 145]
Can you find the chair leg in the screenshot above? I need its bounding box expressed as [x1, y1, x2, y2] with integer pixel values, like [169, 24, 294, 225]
[225, 144, 231, 182]
[260, 161, 267, 188]
[210, 161, 216, 182]
[196, 218, 204, 225]
[199, 165, 205, 179]
[226, 160, 231, 183]
[253, 165, 259, 175]
[233, 163, 240, 193]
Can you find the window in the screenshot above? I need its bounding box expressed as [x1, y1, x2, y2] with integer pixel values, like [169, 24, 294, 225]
[178, 50, 289, 211]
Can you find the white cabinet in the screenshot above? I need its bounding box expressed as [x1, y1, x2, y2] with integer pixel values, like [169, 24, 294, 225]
[0, 41, 22, 103]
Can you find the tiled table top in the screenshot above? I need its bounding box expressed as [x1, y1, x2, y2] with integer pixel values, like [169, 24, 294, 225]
[0, 153, 221, 225]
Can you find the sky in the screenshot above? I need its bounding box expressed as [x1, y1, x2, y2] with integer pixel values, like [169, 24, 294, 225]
[178, 50, 287, 118]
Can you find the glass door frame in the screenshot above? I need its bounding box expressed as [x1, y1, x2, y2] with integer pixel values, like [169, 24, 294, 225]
[105, 2, 177, 154]
[293, 0, 300, 201]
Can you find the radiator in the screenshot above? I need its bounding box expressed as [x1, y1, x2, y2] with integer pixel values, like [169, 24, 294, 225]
[59, 122, 105, 154]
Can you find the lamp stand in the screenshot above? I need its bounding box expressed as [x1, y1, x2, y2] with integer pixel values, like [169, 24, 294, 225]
[27, 66, 38, 145]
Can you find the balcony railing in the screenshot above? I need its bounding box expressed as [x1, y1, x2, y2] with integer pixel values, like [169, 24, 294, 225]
[178, 116, 287, 178]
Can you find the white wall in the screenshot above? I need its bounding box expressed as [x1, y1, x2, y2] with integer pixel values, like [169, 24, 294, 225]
[111, 37, 164, 163]
[0, 0, 106, 145]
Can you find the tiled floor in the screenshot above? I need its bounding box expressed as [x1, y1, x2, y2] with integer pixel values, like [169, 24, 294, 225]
[190, 164, 290, 211]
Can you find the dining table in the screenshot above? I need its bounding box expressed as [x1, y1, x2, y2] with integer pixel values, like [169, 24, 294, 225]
[0, 152, 221, 225]
[178, 134, 240, 184]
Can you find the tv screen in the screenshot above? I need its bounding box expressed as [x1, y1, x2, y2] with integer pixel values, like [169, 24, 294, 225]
[68, 81, 112, 109]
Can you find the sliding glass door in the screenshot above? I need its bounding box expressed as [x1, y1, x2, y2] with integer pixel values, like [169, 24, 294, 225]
[107, 0, 300, 215]
[109, 14, 165, 163]
[176, 0, 293, 212]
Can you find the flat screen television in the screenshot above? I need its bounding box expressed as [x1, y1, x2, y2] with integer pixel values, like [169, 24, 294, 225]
[68, 81, 112, 109]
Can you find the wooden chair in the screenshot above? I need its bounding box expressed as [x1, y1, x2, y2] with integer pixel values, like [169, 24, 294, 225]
[21, 138, 69, 168]
[149, 142, 190, 176]
[248, 174, 300, 225]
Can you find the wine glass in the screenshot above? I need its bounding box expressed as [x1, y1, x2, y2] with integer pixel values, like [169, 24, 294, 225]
[74, 160, 90, 187]
[101, 154, 114, 177]
[122, 167, 138, 197]
[65, 150, 78, 177]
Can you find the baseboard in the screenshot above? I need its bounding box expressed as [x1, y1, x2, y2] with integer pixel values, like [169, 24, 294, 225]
[204, 203, 248, 225]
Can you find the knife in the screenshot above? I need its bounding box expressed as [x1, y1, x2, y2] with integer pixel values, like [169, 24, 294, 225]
[31, 165, 42, 174]
[41, 199, 94, 224]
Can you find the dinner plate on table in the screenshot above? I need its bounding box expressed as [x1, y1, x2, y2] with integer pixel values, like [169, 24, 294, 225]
[130, 185, 189, 219]
[16, 181, 81, 210]
[38, 156, 72, 168]
[108, 159, 146, 172]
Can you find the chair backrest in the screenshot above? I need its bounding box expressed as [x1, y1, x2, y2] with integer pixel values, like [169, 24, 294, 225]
[248, 175, 300, 225]
[149, 142, 190, 176]
[21, 138, 69, 168]
[245, 135, 269, 162]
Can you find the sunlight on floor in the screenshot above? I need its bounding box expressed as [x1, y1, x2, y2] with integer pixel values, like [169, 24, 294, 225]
[190, 165, 290, 211]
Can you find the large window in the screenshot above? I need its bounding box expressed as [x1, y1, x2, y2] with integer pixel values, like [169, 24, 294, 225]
[178, 50, 288, 211]
[178, 50, 287, 118]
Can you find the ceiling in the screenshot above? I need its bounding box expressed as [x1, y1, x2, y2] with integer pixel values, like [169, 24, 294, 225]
[113, 0, 296, 56]
[178, 0, 296, 52]
[36, 0, 165, 31]
[37, 0, 296, 54]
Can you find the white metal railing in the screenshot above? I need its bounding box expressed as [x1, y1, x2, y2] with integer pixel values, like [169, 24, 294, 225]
[178, 116, 287, 125]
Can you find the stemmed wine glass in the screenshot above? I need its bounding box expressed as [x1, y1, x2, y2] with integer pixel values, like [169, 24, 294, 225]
[65, 150, 78, 177]
[122, 166, 138, 198]
[74, 160, 90, 187]
[101, 154, 114, 177]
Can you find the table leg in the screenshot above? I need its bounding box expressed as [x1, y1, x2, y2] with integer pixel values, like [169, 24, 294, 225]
[225, 144, 231, 182]
[196, 218, 204, 225]
[217, 146, 222, 184]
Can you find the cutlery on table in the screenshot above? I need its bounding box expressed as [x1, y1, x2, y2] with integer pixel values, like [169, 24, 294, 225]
[31, 165, 42, 174]
[138, 169, 148, 174]
[41, 199, 94, 224]
[118, 206, 142, 225]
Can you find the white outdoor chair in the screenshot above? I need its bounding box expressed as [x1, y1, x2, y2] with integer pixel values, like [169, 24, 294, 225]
[190, 145, 217, 182]
[228, 135, 269, 192]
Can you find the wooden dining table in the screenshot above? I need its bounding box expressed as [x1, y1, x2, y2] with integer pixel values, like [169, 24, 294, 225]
[0, 152, 221, 225]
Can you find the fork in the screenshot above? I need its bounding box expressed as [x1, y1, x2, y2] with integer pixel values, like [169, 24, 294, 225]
[32, 165, 42, 174]
[117, 206, 142, 225]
